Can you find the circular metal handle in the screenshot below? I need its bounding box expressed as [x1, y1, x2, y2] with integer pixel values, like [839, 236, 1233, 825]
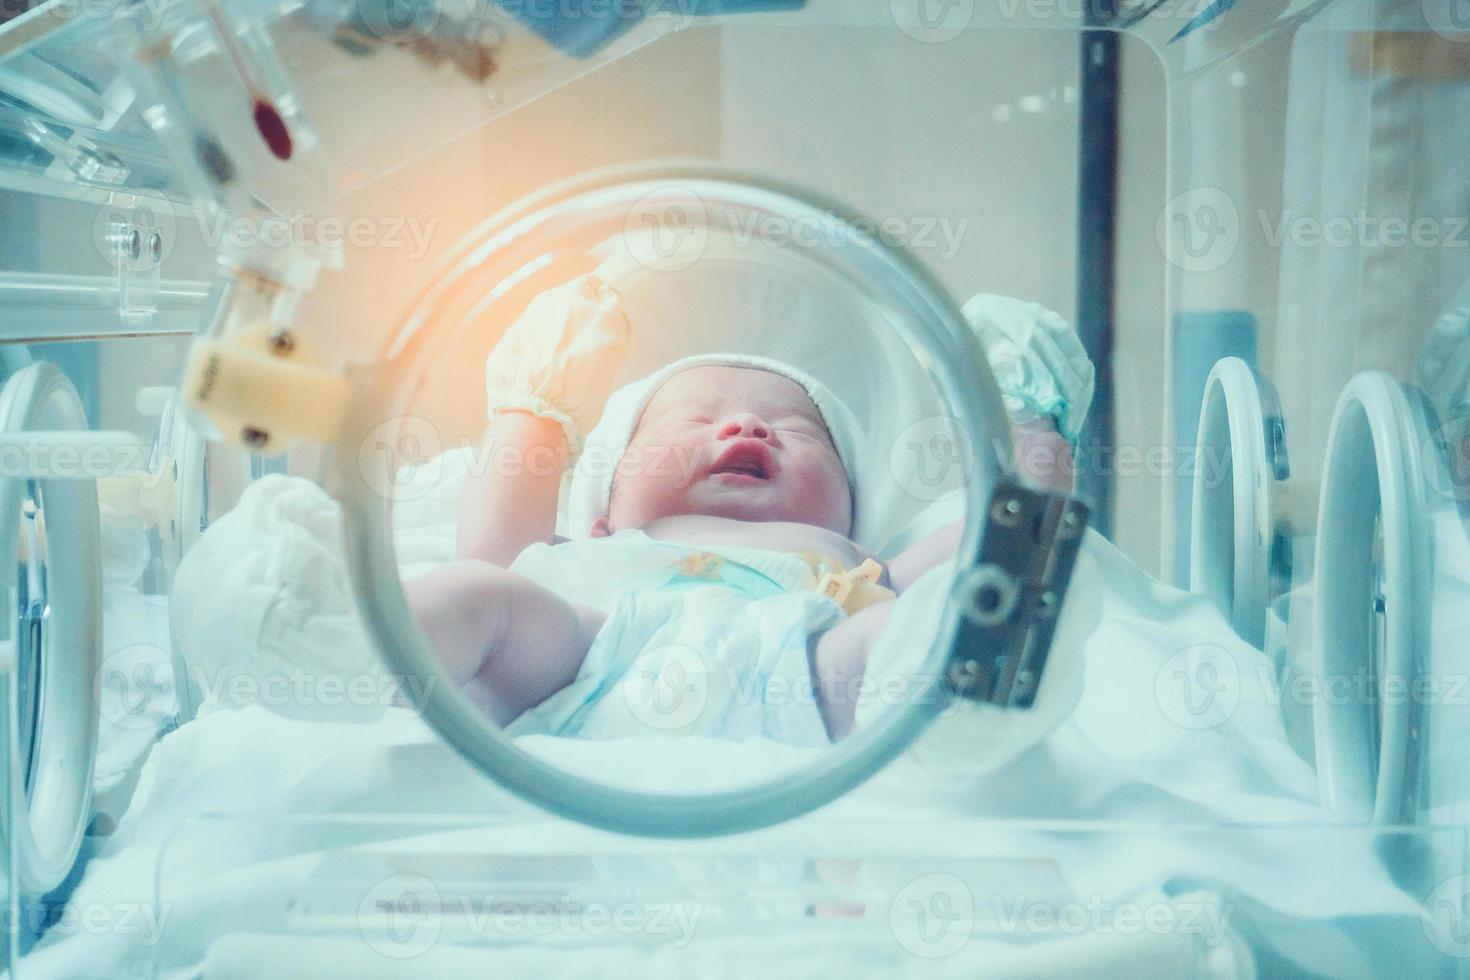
[0, 363, 103, 895]
[1189, 357, 1287, 649]
[1313, 371, 1441, 824]
[332, 164, 1014, 838]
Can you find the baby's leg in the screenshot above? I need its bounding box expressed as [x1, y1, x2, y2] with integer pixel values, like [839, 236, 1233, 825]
[810, 600, 895, 741]
[404, 561, 605, 726]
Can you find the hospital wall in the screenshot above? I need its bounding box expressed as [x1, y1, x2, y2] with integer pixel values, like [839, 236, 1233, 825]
[719, 25, 1182, 573]
[100, 23, 1178, 572]
[60, 15, 1470, 584]
[1133, 5, 1470, 585]
[285, 23, 1109, 549]
[1113, 29, 1299, 581]
[719, 25, 1082, 319]
[298, 30, 726, 456]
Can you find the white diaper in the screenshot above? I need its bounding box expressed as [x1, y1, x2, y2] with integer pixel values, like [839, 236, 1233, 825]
[506, 531, 844, 746]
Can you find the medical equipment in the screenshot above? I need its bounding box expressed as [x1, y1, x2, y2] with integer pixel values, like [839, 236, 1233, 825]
[335, 165, 1081, 835]
[0, 365, 101, 899]
[0, 0, 1468, 974]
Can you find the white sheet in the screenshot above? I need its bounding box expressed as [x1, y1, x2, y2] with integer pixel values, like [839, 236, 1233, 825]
[109, 476, 1428, 979]
[170, 475, 408, 722]
[21, 701, 1425, 980]
[199, 918, 1247, 980]
[93, 589, 177, 826]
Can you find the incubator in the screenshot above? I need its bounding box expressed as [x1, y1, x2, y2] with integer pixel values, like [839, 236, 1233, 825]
[0, 0, 1467, 975]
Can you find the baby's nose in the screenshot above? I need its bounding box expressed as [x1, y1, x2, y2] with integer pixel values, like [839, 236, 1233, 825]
[718, 413, 772, 441]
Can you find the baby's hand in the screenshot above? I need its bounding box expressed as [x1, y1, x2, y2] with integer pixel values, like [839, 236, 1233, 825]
[484, 274, 632, 451]
[963, 293, 1095, 449]
[1011, 418, 1076, 494]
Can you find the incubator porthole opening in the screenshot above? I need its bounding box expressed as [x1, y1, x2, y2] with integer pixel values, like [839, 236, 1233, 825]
[0, 364, 103, 897]
[1188, 358, 1287, 650]
[323, 164, 1086, 838]
[1313, 372, 1443, 825]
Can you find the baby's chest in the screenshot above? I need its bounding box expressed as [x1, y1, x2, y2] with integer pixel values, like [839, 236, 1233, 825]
[650, 516, 868, 564]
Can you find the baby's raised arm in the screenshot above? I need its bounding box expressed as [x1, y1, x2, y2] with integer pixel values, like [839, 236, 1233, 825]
[457, 413, 570, 565]
[456, 274, 631, 565]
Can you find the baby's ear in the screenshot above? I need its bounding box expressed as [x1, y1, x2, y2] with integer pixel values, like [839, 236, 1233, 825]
[589, 517, 613, 538]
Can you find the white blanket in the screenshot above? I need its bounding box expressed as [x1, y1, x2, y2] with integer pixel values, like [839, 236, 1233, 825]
[21, 704, 1425, 979]
[169, 474, 1318, 804]
[22, 477, 1432, 978]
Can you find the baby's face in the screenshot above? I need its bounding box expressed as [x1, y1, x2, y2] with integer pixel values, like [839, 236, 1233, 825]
[594, 366, 854, 537]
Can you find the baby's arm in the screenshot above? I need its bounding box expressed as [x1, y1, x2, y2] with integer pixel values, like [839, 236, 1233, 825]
[886, 521, 962, 594]
[1011, 419, 1077, 495]
[810, 527, 948, 739]
[457, 413, 568, 566]
[459, 274, 630, 565]
[811, 601, 895, 740]
[887, 418, 1078, 592]
[405, 561, 605, 726]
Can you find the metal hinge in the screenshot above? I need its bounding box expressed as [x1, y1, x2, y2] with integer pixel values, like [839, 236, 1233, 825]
[947, 481, 1090, 708]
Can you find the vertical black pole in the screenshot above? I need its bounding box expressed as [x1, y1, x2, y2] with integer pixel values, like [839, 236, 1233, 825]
[1076, 22, 1120, 536]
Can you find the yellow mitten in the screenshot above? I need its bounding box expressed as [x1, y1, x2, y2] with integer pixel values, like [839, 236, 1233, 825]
[484, 274, 631, 451]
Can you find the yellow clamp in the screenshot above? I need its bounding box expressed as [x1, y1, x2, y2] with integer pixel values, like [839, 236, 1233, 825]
[815, 558, 895, 616]
[182, 323, 349, 455]
[96, 466, 175, 534]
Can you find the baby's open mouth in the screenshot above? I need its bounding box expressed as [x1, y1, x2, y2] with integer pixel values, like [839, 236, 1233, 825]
[711, 441, 774, 481]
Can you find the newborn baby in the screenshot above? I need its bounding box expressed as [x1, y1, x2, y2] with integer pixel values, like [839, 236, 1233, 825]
[411, 373, 954, 742]
[407, 275, 1092, 745]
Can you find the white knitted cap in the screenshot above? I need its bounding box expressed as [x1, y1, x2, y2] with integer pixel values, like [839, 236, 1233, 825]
[566, 353, 869, 540]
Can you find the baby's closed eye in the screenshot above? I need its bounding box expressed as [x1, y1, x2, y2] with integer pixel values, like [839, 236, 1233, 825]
[776, 417, 826, 438]
[645, 415, 710, 436]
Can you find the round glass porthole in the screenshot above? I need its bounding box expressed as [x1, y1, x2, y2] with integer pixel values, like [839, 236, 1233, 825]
[331, 164, 1022, 838]
[1313, 371, 1440, 824]
[0, 363, 102, 894]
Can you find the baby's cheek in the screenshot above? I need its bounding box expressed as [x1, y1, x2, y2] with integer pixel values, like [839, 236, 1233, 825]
[793, 458, 853, 529]
[609, 470, 669, 528]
